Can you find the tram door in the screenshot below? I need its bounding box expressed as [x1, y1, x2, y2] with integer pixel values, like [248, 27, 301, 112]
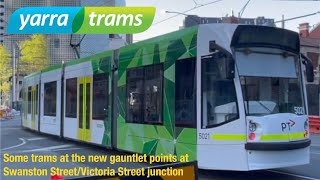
[31, 86, 37, 130]
[77, 76, 92, 142]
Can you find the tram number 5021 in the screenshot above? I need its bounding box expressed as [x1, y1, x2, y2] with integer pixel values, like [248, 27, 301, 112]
[199, 133, 210, 140]
[294, 107, 305, 115]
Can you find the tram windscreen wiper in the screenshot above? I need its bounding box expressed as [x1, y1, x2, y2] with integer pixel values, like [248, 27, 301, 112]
[256, 101, 272, 114]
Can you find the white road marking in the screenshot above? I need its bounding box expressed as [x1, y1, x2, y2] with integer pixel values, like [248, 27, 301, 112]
[1, 138, 26, 151]
[27, 137, 46, 141]
[268, 170, 319, 180]
[311, 144, 320, 147]
[20, 145, 73, 153]
[0, 127, 21, 130]
[52, 147, 83, 152]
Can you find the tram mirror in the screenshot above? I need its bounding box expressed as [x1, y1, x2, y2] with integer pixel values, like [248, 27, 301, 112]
[306, 62, 314, 82]
[209, 41, 217, 52]
[227, 59, 235, 80]
[301, 54, 314, 82]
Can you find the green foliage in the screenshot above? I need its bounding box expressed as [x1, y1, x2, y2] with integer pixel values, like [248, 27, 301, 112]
[19, 35, 49, 74]
[0, 45, 12, 105]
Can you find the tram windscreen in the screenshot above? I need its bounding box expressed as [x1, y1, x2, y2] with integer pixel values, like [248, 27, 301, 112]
[237, 51, 305, 116]
[241, 77, 305, 116]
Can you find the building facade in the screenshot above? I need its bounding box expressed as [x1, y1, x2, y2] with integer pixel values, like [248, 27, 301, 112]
[0, 0, 4, 44]
[184, 15, 275, 28]
[1, 0, 127, 108]
[299, 23, 320, 115]
[2, 0, 126, 66]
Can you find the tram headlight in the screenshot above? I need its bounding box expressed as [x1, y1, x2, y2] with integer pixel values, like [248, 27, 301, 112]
[304, 119, 308, 130]
[249, 121, 257, 132]
[248, 120, 262, 141]
[248, 120, 258, 140]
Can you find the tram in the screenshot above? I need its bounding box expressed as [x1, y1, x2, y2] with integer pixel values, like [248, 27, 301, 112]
[22, 24, 314, 170]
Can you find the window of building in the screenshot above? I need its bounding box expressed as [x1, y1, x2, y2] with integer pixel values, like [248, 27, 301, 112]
[306, 52, 319, 69]
[175, 58, 196, 127]
[28, 87, 31, 114]
[92, 73, 109, 120]
[44, 81, 57, 116]
[65, 78, 77, 118]
[126, 64, 163, 124]
[201, 52, 239, 128]
[54, 39, 60, 48]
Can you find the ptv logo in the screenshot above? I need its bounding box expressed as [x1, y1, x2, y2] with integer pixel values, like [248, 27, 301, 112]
[281, 120, 296, 131]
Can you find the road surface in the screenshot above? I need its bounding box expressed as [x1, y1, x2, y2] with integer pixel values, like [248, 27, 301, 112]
[1, 116, 319, 180]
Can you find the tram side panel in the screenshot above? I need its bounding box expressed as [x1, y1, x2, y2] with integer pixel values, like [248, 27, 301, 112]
[63, 61, 92, 142]
[63, 53, 113, 147]
[116, 27, 198, 161]
[40, 68, 62, 136]
[22, 81, 30, 128]
[22, 83, 30, 129]
[195, 25, 249, 170]
[22, 73, 40, 132]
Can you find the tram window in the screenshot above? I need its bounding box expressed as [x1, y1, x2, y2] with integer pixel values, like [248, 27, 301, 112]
[126, 64, 163, 124]
[35, 85, 38, 115]
[86, 84, 91, 129]
[126, 67, 144, 123]
[79, 84, 83, 128]
[92, 73, 109, 120]
[175, 58, 196, 127]
[24, 89, 28, 118]
[144, 65, 163, 124]
[66, 78, 77, 118]
[28, 87, 31, 114]
[201, 52, 239, 128]
[44, 81, 57, 116]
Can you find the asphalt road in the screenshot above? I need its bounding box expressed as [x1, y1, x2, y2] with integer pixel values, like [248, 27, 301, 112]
[1, 116, 320, 180]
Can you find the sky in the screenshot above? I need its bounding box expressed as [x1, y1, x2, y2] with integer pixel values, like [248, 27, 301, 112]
[126, 0, 320, 42]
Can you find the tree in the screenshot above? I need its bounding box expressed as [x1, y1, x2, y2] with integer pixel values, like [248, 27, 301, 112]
[0, 45, 12, 106]
[19, 35, 49, 74]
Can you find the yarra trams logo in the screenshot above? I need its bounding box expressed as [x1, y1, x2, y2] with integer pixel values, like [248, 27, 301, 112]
[6, 7, 156, 34]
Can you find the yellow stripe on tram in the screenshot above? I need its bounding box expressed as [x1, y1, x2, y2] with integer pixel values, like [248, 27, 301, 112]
[289, 132, 306, 139]
[261, 132, 306, 141]
[211, 134, 247, 141]
[211, 132, 306, 141]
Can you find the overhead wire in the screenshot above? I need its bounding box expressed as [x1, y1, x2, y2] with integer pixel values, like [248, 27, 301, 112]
[152, 0, 224, 26]
[239, 0, 251, 18]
